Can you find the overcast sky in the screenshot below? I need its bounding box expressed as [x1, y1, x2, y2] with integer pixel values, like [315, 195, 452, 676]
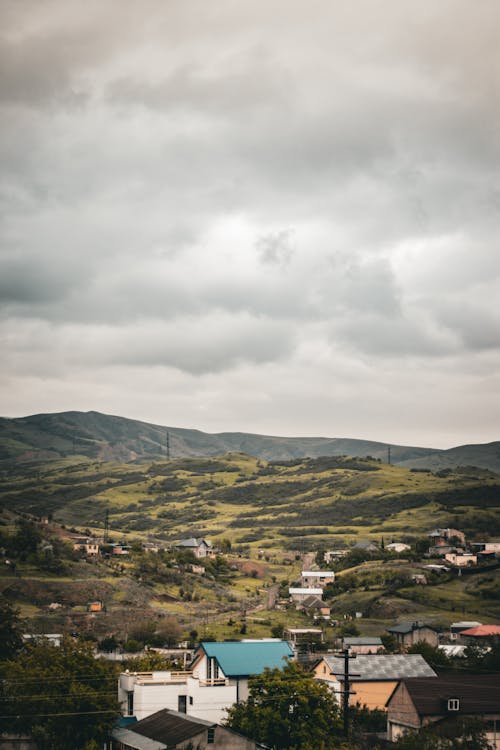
[1, 1, 499, 448]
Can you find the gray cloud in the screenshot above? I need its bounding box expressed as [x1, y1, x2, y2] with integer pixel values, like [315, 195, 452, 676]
[0, 0, 499, 446]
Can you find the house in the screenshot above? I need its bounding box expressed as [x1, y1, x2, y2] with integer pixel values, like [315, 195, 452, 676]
[458, 624, 500, 644]
[427, 528, 466, 547]
[387, 622, 439, 649]
[313, 653, 436, 711]
[386, 543, 411, 554]
[112, 543, 131, 555]
[428, 544, 456, 558]
[342, 636, 384, 654]
[299, 595, 331, 620]
[300, 570, 335, 588]
[324, 550, 348, 563]
[175, 538, 213, 559]
[111, 708, 262, 750]
[449, 621, 482, 641]
[444, 552, 477, 567]
[386, 673, 500, 748]
[118, 640, 294, 724]
[73, 537, 100, 555]
[87, 600, 105, 613]
[289, 587, 323, 603]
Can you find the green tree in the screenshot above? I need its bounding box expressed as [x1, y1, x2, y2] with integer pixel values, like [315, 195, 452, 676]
[225, 661, 343, 749]
[0, 636, 119, 750]
[0, 596, 24, 662]
[391, 716, 491, 750]
[407, 642, 452, 670]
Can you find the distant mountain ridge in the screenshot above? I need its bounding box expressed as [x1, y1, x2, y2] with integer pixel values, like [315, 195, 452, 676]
[0, 410, 499, 472]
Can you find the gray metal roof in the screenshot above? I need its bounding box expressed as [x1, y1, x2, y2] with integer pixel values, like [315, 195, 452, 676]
[387, 621, 437, 634]
[112, 726, 167, 750]
[343, 637, 383, 646]
[323, 653, 437, 682]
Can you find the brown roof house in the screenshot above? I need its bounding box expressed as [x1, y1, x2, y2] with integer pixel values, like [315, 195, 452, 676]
[111, 708, 263, 750]
[387, 622, 439, 649]
[386, 673, 500, 748]
[313, 653, 436, 711]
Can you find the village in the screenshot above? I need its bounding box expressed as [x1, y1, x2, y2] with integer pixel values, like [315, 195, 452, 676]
[2, 511, 499, 750]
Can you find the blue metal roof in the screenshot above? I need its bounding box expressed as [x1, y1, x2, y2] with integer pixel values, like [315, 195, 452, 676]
[200, 640, 293, 677]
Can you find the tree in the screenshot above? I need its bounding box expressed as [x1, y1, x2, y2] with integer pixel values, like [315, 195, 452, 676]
[225, 662, 343, 749]
[0, 636, 120, 750]
[391, 717, 491, 750]
[0, 596, 24, 663]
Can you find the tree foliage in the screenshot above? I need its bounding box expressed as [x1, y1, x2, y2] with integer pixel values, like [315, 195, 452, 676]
[0, 636, 120, 750]
[225, 661, 343, 750]
[391, 717, 492, 750]
[0, 596, 24, 662]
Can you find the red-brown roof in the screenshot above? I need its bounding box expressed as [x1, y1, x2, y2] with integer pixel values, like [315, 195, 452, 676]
[460, 624, 500, 637]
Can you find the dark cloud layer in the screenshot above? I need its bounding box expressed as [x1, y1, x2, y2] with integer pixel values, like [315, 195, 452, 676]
[1, 0, 499, 447]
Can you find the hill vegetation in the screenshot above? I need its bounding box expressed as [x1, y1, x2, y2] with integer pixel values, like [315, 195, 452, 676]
[2, 410, 500, 471]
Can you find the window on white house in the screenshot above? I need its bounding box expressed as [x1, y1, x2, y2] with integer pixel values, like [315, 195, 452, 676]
[207, 728, 215, 744]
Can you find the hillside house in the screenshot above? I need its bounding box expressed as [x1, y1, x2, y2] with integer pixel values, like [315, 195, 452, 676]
[386, 543, 411, 554]
[300, 570, 335, 588]
[313, 653, 436, 711]
[73, 537, 100, 555]
[386, 673, 500, 748]
[111, 708, 262, 750]
[387, 622, 439, 649]
[444, 552, 477, 567]
[299, 595, 331, 620]
[341, 636, 384, 654]
[427, 528, 466, 547]
[118, 640, 294, 724]
[175, 538, 213, 559]
[324, 550, 348, 563]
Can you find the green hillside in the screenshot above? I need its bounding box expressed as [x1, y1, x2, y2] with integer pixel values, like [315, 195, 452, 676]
[1, 453, 498, 550]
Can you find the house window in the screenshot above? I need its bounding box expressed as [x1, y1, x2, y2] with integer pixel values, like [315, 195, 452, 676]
[207, 728, 215, 744]
[448, 698, 460, 711]
[207, 657, 219, 680]
[189, 696, 193, 705]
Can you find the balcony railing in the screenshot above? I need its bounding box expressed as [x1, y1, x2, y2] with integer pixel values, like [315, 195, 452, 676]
[198, 677, 229, 687]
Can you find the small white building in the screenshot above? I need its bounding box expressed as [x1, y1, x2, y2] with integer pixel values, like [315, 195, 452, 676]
[118, 640, 294, 724]
[289, 587, 323, 603]
[386, 542, 411, 554]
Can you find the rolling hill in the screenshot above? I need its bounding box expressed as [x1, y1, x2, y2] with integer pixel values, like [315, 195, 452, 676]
[1, 410, 499, 471]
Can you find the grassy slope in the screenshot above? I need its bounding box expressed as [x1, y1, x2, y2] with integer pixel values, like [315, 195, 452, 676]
[1, 453, 499, 640]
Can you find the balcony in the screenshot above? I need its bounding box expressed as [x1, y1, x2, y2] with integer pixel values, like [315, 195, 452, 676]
[198, 677, 229, 687]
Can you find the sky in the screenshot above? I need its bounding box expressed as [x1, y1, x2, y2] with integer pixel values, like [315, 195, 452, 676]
[1, 0, 499, 449]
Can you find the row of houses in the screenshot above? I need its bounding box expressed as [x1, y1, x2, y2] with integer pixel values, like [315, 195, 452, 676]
[71, 536, 214, 559]
[116, 638, 500, 749]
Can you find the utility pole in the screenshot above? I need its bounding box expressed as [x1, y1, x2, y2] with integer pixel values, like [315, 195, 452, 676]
[330, 649, 358, 739]
[343, 649, 351, 738]
[166, 431, 170, 460]
[104, 508, 109, 544]
[387, 444, 391, 465]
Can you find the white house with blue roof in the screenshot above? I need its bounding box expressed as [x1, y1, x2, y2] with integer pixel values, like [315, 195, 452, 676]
[119, 640, 294, 725]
